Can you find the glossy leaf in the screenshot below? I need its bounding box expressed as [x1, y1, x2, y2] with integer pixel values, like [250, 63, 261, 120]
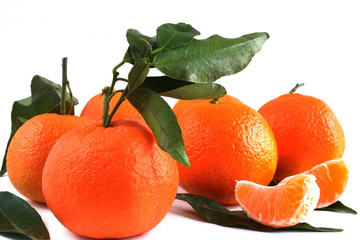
[157, 22, 200, 50]
[0, 75, 77, 176]
[126, 58, 150, 96]
[139, 76, 226, 99]
[176, 193, 342, 232]
[123, 47, 135, 64]
[127, 88, 190, 167]
[316, 201, 357, 214]
[126, 29, 157, 63]
[154, 32, 269, 83]
[0, 192, 50, 240]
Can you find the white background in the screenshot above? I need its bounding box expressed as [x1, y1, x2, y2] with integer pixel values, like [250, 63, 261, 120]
[0, 0, 359, 239]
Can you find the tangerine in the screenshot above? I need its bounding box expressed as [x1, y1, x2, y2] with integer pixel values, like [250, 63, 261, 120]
[42, 119, 179, 239]
[235, 173, 320, 228]
[81, 92, 143, 122]
[258, 91, 345, 182]
[173, 95, 278, 205]
[6, 113, 94, 203]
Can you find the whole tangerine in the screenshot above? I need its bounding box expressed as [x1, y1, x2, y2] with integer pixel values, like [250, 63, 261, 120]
[6, 113, 94, 203]
[258, 89, 345, 182]
[42, 119, 179, 239]
[173, 95, 278, 205]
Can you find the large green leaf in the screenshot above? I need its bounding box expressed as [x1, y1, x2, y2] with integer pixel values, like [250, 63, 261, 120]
[0, 75, 77, 176]
[157, 22, 200, 50]
[127, 88, 190, 167]
[126, 29, 158, 63]
[176, 193, 342, 232]
[0, 192, 50, 240]
[139, 76, 226, 99]
[154, 32, 269, 83]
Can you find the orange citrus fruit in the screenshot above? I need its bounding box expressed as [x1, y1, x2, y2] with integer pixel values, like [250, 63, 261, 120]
[235, 173, 320, 228]
[173, 95, 278, 205]
[6, 113, 94, 203]
[42, 119, 179, 239]
[258, 92, 345, 182]
[80, 92, 143, 122]
[306, 158, 349, 208]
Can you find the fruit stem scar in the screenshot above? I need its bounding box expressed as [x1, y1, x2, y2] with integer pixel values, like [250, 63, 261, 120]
[289, 83, 305, 94]
[209, 98, 221, 104]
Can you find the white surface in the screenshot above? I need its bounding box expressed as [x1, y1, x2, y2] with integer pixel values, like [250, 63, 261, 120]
[0, 0, 359, 239]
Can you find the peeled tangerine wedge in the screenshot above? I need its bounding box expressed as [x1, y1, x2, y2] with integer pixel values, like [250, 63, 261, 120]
[306, 158, 349, 208]
[235, 174, 320, 228]
[235, 158, 349, 228]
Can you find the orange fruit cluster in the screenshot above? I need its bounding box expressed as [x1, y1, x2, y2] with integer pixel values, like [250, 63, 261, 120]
[6, 85, 350, 236]
[173, 90, 349, 227]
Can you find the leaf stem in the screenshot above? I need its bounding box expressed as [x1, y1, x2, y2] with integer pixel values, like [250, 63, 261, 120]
[151, 47, 163, 55]
[104, 88, 128, 127]
[110, 60, 126, 91]
[116, 77, 129, 82]
[102, 60, 128, 127]
[60, 57, 68, 115]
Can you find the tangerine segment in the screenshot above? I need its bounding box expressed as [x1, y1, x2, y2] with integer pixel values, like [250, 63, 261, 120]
[306, 158, 349, 208]
[235, 174, 320, 228]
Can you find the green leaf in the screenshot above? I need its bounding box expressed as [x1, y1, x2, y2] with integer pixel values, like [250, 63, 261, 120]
[126, 58, 150, 96]
[154, 32, 269, 83]
[139, 76, 226, 99]
[126, 29, 158, 63]
[157, 22, 200, 50]
[123, 47, 135, 65]
[316, 201, 357, 214]
[0, 192, 50, 240]
[0, 75, 77, 176]
[176, 193, 342, 232]
[127, 88, 190, 167]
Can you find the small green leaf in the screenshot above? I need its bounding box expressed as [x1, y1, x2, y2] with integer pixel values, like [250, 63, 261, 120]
[0, 192, 50, 240]
[316, 201, 357, 214]
[126, 29, 158, 63]
[139, 76, 226, 99]
[126, 58, 150, 96]
[154, 32, 269, 83]
[176, 193, 342, 232]
[127, 88, 190, 167]
[157, 22, 200, 50]
[0, 75, 77, 176]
